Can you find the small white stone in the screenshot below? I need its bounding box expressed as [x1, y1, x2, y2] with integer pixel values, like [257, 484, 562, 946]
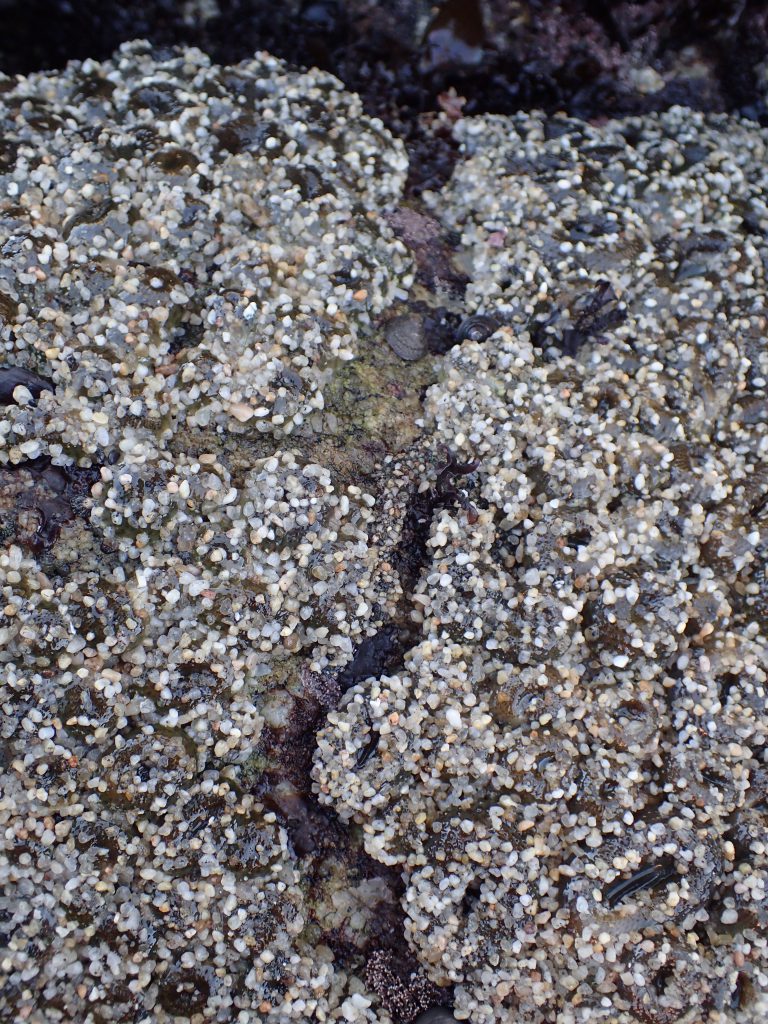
[446, 708, 462, 730]
[230, 402, 255, 423]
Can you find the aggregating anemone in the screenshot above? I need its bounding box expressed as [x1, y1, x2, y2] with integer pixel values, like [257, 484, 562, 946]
[1, 39, 768, 1024]
[316, 109, 768, 1021]
[0, 41, 411, 1024]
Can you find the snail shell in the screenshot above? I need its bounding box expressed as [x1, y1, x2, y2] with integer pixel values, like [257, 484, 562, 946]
[456, 313, 499, 343]
[413, 1009, 460, 1024]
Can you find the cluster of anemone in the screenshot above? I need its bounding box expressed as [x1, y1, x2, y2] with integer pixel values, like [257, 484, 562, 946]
[2, 35, 768, 1024]
[315, 108, 768, 1022]
[0, 42, 411, 1024]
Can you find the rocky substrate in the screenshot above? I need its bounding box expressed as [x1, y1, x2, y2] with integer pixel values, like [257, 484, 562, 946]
[1, 40, 768, 1024]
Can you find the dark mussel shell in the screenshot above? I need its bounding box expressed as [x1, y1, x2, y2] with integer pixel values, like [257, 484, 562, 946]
[0, 364, 54, 404]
